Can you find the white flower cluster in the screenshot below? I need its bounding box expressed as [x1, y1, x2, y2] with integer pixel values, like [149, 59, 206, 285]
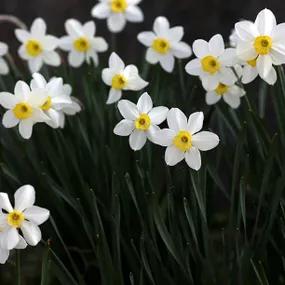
[0, 185, 49, 264]
[0, 73, 81, 139]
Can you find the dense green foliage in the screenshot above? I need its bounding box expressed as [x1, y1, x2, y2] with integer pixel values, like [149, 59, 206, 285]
[0, 55, 285, 284]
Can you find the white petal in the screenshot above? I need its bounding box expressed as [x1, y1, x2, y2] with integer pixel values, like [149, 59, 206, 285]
[118, 100, 139, 119]
[0, 193, 13, 212]
[15, 236, 27, 249]
[31, 18, 46, 37]
[168, 26, 184, 42]
[42, 35, 59, 51]
[106, 89, 122, 104]
[18, 120, 34, 139]
[125, 6, 143, 22]
[91, 37, 108, 52]
[255, 8, 276, 35]
[193, 39, 210, 58]
[59, 36, 73, 51]
[256, 55, 272, 79]
[223, 93, 241, 109]
[14, 81, 30, 100]
[0, 42, 8, 56]
[187, 112, 204, 134]
[123, 65, 148, 90]
[219, 67, 237, 86]
[91, 3, 110, 19]
[31, 73, 47, 89]
[28, 57, 43, 73]
[171, 42, 192, 59]
[0, 228, 19, 250]
[45, 109, 62, 128]
[272, 23, 285, 42]
[192, 131, 220, 151]
[137, 32, 156, 46]
[152, 129, 175, 146]
[219, 48, 238, 66]
[201, 74, 219, 90]
[113, 119, 134, 136]
[271, 44, 285, 65]
[137, 92, 153, 113]
[83, 21, 95, 37]
[236, 41, 257, 61]
[185, 147, 201, 170]
[0, 92, 17, 109]
[129, 130, 147, 151]
[109, 52, 125, 70]
[102, 68, 115, 85]
[159, 54, 175, 73]
[167, 108, 187, 131]
[165, 145, 184, 166]
[209, 34, 225, 57]
[0, 58, 9, 75]
[21, 221, 41, 246]
[146, 125, 160, 142]
[65, 19, 83, 38]
[14, 185, 35, 211]
[24, 206, 50, 225]
[68, 51, 85, 68]
[0, 248, 9, 264]
[148, 106, 169, 125]
[107, 13, 126, 33]
[43, 51, 61, 66]
[263, 66, 277, 85]
[15, 29, 31, 42]
[146, 48, 159, 64]
[234, 21, 258, 41]
[153, 17, 170, 37]
[242, 66, 258, 84]
[185, 58, 202, 76]
[2, 110, 19, 128]
[206, 91, 221, 105]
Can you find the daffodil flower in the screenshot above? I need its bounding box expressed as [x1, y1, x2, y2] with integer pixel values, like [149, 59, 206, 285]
[0, 42, 9, 75]
[60, 19, 108, 68]
[102, 52, 148, 104]
[0, 185, 50, 250]
[185, 34, 237, 90]
[154, 109, 219, 170]
[138, 16, 192, 73]
[235, 9, 285, 85]
[15, 18, 60, 73]
[91, 0, 143, 33]
[0, 81, 50, 139]
[114, 92, 168, 150]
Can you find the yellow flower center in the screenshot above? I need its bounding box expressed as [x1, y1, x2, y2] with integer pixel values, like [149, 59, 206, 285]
[73, 37, 90, 52]
[152, 38, 171, 54]
[41, 96, 52, 111]
[25, 40, 43, 57]
[135, 113, 151, 131]
[173, 131, 192, 152]
[215, 83, 229, 95]
[247, 58, 257, 67]
[112, 74, 128, 90]
[111, 0, 128, 13]
[7, 210, 25, 228]
[13, 103, 33, 119]
[201, 56, 221, 74]
[254, 36, 272, 55]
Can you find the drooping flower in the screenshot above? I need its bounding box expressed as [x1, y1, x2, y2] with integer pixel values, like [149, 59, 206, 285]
[235, 9, 285, 85]
[154, 109, 219, 170]
[15, 18, 60, 73]
[91, 0, 143, 33]
[102, 52, 148, 104]
[114, 92, 168, 150]
[30, 73, 80, 128]
[0, 185, 50, 250]
[0, 81, 50, 139]
[137, 16, 192, 73]
[185, 34, 237, 90]
[59, 19, 108, 68]
[206, 82, 246, 109]
[0, 42, 9, 75]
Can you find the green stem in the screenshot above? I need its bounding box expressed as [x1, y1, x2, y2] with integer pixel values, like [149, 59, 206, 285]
[16, 250, 21, 285]
[178, 60, 186, 100]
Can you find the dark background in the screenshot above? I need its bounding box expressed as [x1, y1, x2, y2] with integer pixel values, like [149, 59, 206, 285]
[0, 0, 284, 63]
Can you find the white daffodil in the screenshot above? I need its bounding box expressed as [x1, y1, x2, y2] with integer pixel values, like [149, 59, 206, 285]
[0, 81, 50, 139]
[0, 42, 9, 75]
[91, 0, 143, 33]
[185, 34, 237, 90]
[102, 52, 148, 104]
[206, 82, 245, 109]
[114, 92, 168, 151]
[137, 16, 192, 73]
[15, 18, 60, 73]
[154, 109, 219, 170]
[0, 185, 50, 250]
[235, 9, 285, 85]
[30, 73, 77, 128]
[59, 19, 108, 68]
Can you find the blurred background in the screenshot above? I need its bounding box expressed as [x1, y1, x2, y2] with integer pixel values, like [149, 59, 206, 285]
[0, 0, 284, 63]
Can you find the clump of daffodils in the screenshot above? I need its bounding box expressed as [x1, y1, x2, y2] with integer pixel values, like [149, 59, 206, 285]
[0, 74, 81, 139]
[0, 185, 50, 264]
